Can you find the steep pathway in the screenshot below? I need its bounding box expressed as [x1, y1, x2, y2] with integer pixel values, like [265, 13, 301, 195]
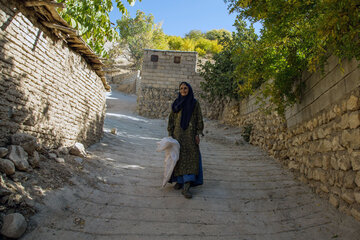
[23, 90, 360, 239]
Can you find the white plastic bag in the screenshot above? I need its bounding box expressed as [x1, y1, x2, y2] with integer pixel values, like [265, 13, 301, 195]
[156, 137, 180, 187]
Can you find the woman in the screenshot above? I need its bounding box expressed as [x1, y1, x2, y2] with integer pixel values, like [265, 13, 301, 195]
[168, 82, 204, 199]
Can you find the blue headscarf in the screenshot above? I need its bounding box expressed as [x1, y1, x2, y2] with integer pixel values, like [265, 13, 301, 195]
[171, 82, 197, 130]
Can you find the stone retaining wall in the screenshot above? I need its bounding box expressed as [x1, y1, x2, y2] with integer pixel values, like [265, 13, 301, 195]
[0, 1, 106, 148]
[218, 57, 360, 221]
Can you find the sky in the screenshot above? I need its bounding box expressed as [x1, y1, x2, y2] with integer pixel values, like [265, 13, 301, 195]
[109, 0, 262, 37]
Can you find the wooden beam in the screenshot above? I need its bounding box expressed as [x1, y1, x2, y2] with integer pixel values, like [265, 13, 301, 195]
[25, 1, 65, 8]
[41, 21, 79, 36]
[69, 44, 88, 49]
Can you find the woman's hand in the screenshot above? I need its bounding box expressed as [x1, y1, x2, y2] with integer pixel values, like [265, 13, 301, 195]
[195, 135, 200, 145]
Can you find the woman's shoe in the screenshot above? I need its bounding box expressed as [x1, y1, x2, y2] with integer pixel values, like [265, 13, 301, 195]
[173, 183, 182, 190]
[181, 182, 192, 199]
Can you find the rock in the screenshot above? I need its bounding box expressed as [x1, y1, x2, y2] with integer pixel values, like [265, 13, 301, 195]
[0, 147, 8, 158]
[348, 111, 360, 129]
[351, 151, 360, 171]
[11, 133, 38, 156]
[111, 128, 117, 134]
[347, 95, 359, 111]
[329, 194, 339, 208]
[320, 184, 329, 193]
[69, 142, 87, 157]
[343, 172, 355, 188]
[28, 151, 40, 168]
[8, 145, 30, 171]
[322, 155, 331, 170]
[355, 172, 360, 187]
[74, 157, 84, 164]
[341, 191, 355, 204]
[55, 158, 65, 163]
[330, 156, 339, 170]
[0, 213, 27, 239]
[339, 113, 349, 129]
[338, 155, 351, 171]
[48, 152, 57, 160]
[354, 192, 360, 204]
[57, 146, 69, 155]
[318, 139, 332, 152]
[351, 208, 360, 221]
[0, 158, 16, 175]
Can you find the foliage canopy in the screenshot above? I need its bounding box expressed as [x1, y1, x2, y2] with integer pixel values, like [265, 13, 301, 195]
[57, 0, 138, 57]
[115, 10, 167, 69]
[200, 0, 360, 114]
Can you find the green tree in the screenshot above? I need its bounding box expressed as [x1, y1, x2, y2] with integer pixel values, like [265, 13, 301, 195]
[220, 0, 360, 114]
[205, 29, 231, 41]
[185, 30, 205, 40]
[57, 0, 138, 57]
[194, 38, 223, 56]
[200, 19, 257, 100]
[167, 36, 184, 50]
[180, 38, 196, 51]
[116, 10, 168, 69]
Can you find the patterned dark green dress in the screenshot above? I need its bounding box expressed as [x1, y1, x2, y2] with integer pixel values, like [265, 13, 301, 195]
[168, 101, 204, 177]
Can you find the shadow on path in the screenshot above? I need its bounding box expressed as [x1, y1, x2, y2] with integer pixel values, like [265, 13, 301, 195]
[23, 89, 360, 240]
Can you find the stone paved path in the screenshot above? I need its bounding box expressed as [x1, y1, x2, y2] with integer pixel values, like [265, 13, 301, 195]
[23, 90, 360, 239]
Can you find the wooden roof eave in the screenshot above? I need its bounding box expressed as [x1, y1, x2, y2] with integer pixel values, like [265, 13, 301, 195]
[22, 0, 109, 91]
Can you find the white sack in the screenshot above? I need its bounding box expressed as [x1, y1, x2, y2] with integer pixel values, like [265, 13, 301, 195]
[156, 137, 180, 187]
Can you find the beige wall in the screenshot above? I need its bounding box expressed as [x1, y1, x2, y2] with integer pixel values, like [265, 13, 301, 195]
[0, 1, 106, 148]
[286, 56, 360, 128]
[138, 49, 203, 118]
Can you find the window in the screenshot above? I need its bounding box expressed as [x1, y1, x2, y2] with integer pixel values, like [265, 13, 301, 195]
[174, 56, 181, 64]
[151, 55, 158, 62]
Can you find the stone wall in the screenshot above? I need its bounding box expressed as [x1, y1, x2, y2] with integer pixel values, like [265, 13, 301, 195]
[0, 1, 106, 148]
[107, 70, 139, 94]
[137, 49, 204, 118]
[217, 57, 360, 221]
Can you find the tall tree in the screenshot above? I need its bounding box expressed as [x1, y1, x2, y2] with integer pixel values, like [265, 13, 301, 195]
[115, 10, 168, 69]
[217, 0, 360, 114]
[200, 19, 258, 100]
[57, 0, 139, 57]
[205, 29, 231, 41]
[185, 30, 205, 40]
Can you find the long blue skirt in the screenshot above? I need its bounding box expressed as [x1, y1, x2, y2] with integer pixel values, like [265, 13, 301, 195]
[169, 152, 203, 187]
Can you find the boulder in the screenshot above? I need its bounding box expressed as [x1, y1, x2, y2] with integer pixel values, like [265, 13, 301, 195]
[48, 152, 57, 160]
[28, 151, 40, 168]
[57, 146, 69, 155]
[55, 158, 65, 163]
[8, 145, 30, 171]
[0, 158, 15, 175]
[69, 142, 86, 157]
[11, 133, 38, 156]
[0, 213, 27, 239]
[0, 147, 8, 158]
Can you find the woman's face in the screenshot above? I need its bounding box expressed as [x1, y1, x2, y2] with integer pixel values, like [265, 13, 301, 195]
[179, 84, 189, 97]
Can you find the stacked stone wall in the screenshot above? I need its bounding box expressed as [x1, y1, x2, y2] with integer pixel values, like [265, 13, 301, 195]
[217, 57, 360, 221]
[0, 1, 106, 148]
